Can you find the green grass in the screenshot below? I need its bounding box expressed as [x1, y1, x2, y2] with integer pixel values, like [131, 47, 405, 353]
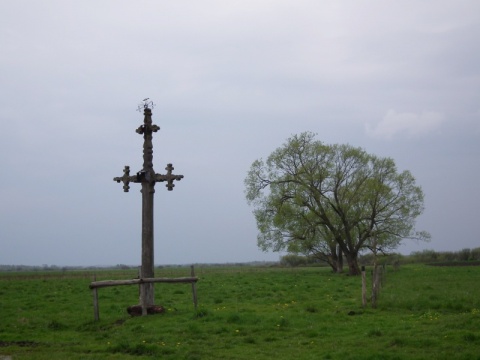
[0, 265, 479, 359]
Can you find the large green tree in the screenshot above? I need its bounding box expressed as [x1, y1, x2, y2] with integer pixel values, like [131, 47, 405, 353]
[245, 132, 430, 275]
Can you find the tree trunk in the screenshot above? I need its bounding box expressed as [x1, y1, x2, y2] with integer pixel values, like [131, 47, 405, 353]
[326, 243, 343, 273]
[326, 253, 338, 273]
[336, 245, 344, 273]
[344, 251, 360, 275]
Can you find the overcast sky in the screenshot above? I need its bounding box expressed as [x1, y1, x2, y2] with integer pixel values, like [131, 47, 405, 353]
[1, 1, 479, 266]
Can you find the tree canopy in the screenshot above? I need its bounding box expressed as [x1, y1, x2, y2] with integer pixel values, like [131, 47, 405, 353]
[245, 132, 430, 275]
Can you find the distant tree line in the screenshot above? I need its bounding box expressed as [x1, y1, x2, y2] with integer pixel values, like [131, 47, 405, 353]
[0, 262, 280, 273]
[279, 248, 480, 268]
[0, 264, 134, 272]
[2, 249, 479, 273]
[407, 248, 480, 264]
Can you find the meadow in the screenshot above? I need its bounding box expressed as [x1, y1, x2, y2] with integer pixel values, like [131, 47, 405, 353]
[0, 264, 479, 359]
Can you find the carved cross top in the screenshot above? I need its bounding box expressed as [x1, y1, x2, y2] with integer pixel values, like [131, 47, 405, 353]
[113, 105, 184, 192]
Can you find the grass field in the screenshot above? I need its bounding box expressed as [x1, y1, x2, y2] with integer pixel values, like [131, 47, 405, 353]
[0, 264, 479, 359]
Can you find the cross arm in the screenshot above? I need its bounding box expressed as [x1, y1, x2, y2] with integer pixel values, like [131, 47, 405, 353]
[155, 163, 184, 191]
[113, 166, 140, 192]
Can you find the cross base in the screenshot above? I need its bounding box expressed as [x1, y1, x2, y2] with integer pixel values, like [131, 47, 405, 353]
[127, 304, 165, 316]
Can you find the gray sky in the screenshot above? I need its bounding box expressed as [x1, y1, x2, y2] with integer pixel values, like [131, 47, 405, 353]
[1, 1, 479, 266]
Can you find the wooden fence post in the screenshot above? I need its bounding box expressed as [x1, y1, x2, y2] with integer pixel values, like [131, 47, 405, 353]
[372, 265, 380, 309]
[393, 260, 400, 271]
[191, 265, 198, 310]
[361, 266, 367, 307]
[381, 264, 386, 286]
[92, 274, 100, 321]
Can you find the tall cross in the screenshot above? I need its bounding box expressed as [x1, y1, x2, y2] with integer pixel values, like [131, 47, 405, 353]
[113, 100, 184, 313]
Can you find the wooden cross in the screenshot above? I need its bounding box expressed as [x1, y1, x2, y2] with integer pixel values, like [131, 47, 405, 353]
[113, 101, 184, 314]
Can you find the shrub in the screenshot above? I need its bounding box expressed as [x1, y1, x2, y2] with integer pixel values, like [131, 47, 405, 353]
[471, 247, 480, 261]
[459, 248, 471, 261]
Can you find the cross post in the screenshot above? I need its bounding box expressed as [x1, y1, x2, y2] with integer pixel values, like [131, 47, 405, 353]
[113, 101, 184, 315]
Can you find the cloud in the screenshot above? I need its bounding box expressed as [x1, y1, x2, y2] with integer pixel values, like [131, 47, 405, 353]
[365, 110, 445, 139]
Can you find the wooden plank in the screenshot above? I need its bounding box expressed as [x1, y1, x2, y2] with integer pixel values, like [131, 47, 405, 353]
[89, 277, 198, 289]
